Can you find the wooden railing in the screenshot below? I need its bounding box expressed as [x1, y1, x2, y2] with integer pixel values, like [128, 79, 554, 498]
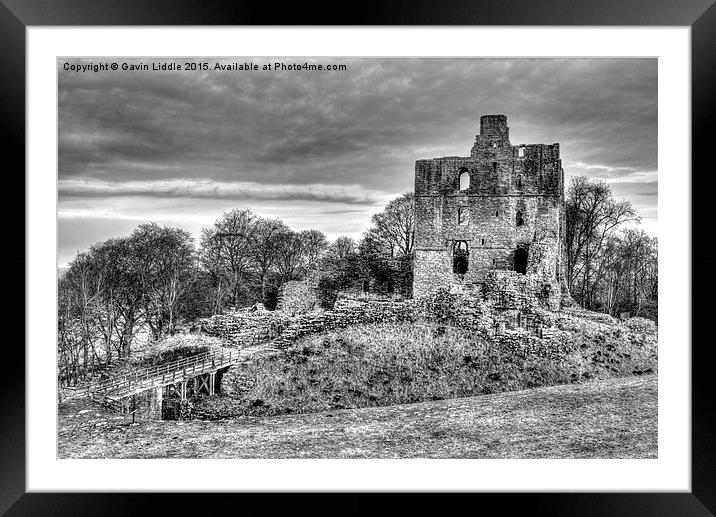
[76, 349, 241, 399]
[60, 352, 153, 389]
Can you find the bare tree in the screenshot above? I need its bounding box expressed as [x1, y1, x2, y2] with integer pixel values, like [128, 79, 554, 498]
[199, 209, 257, 313]
[367, 191, 415, 256]
[299, 229, 329, 270]
[63, 252, 104, 375]
[274, 230, 305, 283]
[579, 228, 658, 318]
[618, 229, 658, 317]
[93, 238, 145, 358]
[131, 224, 196, 337]
[251, 218, 290, 305]
[327, 236, 357, 260]
[58, 253, 104, 382]
[565, 176, 638, 306]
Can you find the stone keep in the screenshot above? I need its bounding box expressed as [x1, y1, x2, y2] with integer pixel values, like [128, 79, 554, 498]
[413, 115, 567, 304]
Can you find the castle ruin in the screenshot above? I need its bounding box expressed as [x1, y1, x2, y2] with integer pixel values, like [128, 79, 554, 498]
[413, 115, 568, 309]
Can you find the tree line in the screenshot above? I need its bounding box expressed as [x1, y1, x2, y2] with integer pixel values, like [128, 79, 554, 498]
[58, 179, 657, 384]
[565, 177, 657, 320]
[58, 193, 415, 384]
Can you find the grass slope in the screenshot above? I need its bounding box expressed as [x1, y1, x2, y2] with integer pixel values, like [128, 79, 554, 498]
[58, 374, 657, 459]
[196, 320, 656, 418]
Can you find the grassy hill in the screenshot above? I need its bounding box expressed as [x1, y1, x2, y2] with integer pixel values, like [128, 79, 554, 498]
[194, 316, 656, 419]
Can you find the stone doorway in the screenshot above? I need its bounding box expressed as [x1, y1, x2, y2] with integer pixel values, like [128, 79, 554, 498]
[453, 241, 469, 276]
[514, 247, 528, 274]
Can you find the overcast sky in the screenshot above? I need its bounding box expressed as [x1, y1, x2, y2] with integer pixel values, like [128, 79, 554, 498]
[58, 57, 657, 267]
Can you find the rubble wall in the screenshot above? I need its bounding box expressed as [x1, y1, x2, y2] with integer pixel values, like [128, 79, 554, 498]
[276, 278, 319, 314]
[200, 272, 565, 352]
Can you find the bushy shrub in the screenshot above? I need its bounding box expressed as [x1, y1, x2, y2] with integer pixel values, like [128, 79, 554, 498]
[136, 334, 226, 367]
[625, 317, 657, 333]
[421, 288, 460, 324]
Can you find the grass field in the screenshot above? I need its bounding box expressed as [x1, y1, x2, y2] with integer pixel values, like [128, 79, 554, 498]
[58, 374, 657, 459]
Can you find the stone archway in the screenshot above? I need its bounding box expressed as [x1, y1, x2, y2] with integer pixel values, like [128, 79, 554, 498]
[514, 247, 528, 274]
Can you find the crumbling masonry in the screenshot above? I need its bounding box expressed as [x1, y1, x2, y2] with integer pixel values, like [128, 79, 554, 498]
[414, 115, 569, 309]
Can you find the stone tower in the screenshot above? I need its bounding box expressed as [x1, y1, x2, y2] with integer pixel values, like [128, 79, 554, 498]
[413, 115, 567, 307]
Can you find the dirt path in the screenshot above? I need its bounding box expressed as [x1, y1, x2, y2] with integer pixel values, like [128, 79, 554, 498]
[58, 374, 657, 459]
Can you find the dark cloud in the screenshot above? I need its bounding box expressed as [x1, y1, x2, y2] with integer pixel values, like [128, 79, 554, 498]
[58, 57, 657, 264]
[59, 58, 657, 188]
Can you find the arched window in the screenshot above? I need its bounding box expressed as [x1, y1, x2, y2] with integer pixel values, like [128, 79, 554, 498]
[453, 241, 469, 275]
[495, 210, 499, 217]
[516, 210, 524, 227]
[459, 168, 470, 190]
[457, 206, 468, 225]
[517, 175, 523, 188]
[514, 247, 528, 274]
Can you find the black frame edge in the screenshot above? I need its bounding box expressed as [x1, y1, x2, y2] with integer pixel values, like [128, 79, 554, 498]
[692, 0, 716, 514]
[3, 0, 714, 515]
[0, 0, 715, 26]
[0, 1, 27, 515]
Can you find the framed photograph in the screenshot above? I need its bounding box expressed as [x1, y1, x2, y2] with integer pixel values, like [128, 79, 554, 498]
[3, 0, 714, 514]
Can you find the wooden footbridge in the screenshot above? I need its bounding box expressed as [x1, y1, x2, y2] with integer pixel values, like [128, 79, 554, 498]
[64, 349, 245, 415]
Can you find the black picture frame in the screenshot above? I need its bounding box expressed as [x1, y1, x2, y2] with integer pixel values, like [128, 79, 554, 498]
[2, 1, 713, 514]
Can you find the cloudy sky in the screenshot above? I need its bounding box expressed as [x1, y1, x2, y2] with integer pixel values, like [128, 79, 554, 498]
[58, 57, 657, 267]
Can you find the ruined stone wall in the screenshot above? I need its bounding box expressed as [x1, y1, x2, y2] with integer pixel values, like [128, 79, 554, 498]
[413, 249, 453, 298]
[197, 305, 285, 347]
[200, 295, 420, 348]
[200, 273, 564, 353]
[275, 274, 320, 314]
[271, 296, 418, 348]
[527, 238, 559, 279]
[414, 114, 565, 301]
[480, 270, 561, 312]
